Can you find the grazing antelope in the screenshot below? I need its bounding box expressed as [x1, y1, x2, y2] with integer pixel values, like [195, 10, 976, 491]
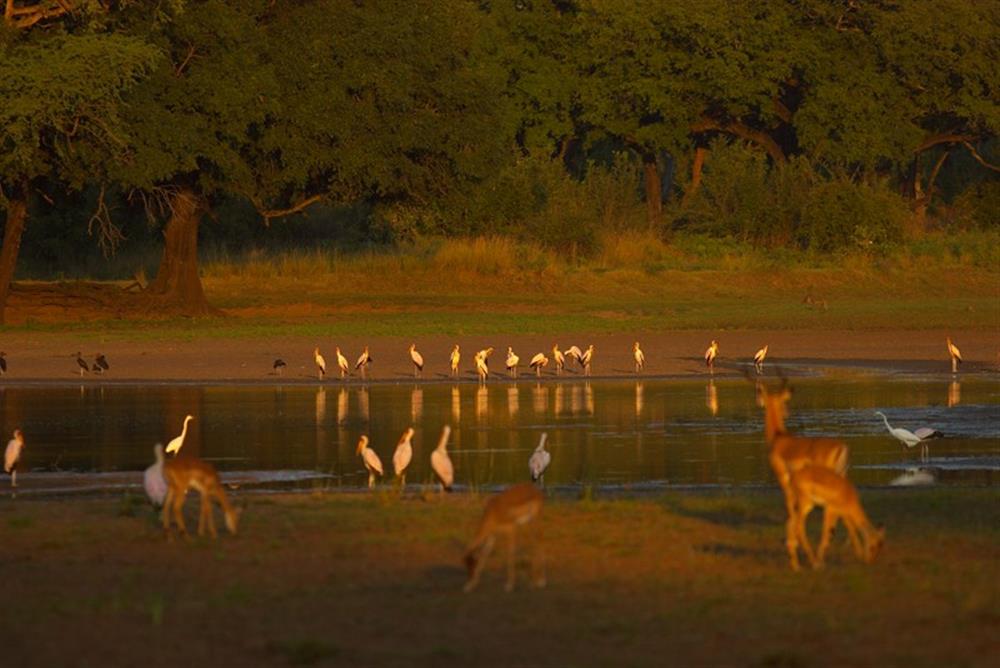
[450, 345, 461, 377]
[528, 432, 550, 483]
[314, 347, 327, 380]
[463, 483, 545, 593]
[946, 337, 962, 374]
[430, 425, 454, 492]
[580, 345, 594, 376]
[336, 347, 350, 379]
[143, 444, 167, 506]
[4, 429, 25, 488]
[753, 345, 768, 375]
[529, 352, 548, 377]
[392, 427, 415, 487]
[162, 456, 241, 539]
[356, 435, 383, 489]
[759, 378, 849, 571]
[355, 346, 372, 379]
[790, 464, 885, 569]
[506, 347, 520, 378]
[552, 345, 565, 375]
[633, 342, 645, 374]
[704, 340, 719, 373]
[165, 415, 194, 456]
[409, 344, 424, 378]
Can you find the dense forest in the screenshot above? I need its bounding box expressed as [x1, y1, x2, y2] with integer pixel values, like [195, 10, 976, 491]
[1, 0, 997, 319]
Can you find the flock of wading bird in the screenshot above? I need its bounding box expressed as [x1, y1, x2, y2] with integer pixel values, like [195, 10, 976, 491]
[0, 335, 971, 590]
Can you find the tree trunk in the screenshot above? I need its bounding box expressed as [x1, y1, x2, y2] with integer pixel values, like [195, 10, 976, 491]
[147, 187, 216, 315]
[681, 147, 708, 208]
[643, 154, 663, 229]
[0, 187, 28, 326]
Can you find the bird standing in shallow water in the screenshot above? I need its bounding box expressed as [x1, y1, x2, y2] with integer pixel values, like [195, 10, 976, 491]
[165, 415, 194, 456]
[946, 337, 962, 374]
[580, 345, 594, 376]
[529, 352, 548, 377]
[409, 344, 424, 378]
[633, 342, 645, 374]
[355, 347, 372, 380]
[314, 347, 327, 380]
[528, 432, 551, 484]
[0, 352, 6, 375]
[4, 429, 24, 488]
[357, 435, 383, 489]
[94, 354, 109, 374]
[506, 347, 520, 379]
[552, 345, 564, 375]
[76, 352, 88, 376]
[431, 425, 454, 492]
[336, 347, 350, 379]
[753, 345, 768, 375]
[565, 346, 583, 369]
[392, 427, 415, 487]
[704, 340, 719, 374]
[143, 444, 167, 506]
[874, 411, 943, 461]
[450, 345, 461, 377]
[273, 359, 287, 375]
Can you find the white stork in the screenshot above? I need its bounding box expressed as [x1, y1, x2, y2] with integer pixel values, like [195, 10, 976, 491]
[475, 349, 491, 384]
[356, 435, 383, 488]
[165, 415, 194, 456]
[450, 345, 461, 377]
[528, 432, 551, 484]
[633, 342, 645, 374]
[336, 347, 350, 379]
[552, 345, 565, 375]
[4, 429, 25, 488]
[506, 347, 520, 378]
[704, 340, 719, 374]
[529, 352, 548, 377]
[409, 344, 424, 378]
[355, 346, 372, 379]
[565, 345, 583, 369]
[946, 337, 962, 374]
[392, 427, 415, 487]
[753, 345, 768, 375]
[580, 345, 594, 376]
[430, 425, 454, 492]
[314, 347, 327, 380]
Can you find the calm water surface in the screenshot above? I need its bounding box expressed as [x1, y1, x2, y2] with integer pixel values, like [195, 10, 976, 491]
[4, 377, 998, 492]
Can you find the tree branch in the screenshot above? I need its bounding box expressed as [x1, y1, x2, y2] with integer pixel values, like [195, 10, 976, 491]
[691, 116, 786, 163]
[914, 132, 977, 154]
[962, 141, 1000, 173]
[256, 194, 324, 225]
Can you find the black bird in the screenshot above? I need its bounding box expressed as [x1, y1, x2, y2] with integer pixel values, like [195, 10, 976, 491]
[273, 358, 287, 375]
[0, 352, 6, 375]
[95, 354, 109, 373]
[76, 352, 88, 376]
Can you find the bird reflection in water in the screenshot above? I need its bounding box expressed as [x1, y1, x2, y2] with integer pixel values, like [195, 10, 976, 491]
[451, 385, 461, 423]
[507, 385, 519, 419]
[337, 388, 348, 425]
[532, 383, 547, 415]
[315, 387, 327, 425]
[411, 387, 423, 423]
[947, 381, 960, 408]
[706, 380, 719, 416]
[635, 381, 644, 418]
[476, 385, 489, 422]
[584, 382, 594, 416]
[554, 384, 566, 416]
[358, 387, 370, 423]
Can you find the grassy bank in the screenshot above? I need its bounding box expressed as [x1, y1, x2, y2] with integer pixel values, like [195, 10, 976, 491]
[2, 487, 997, 667]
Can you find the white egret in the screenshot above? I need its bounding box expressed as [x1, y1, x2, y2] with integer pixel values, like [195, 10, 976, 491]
[165, 415, 194, 456]
[704, 340, 719, 373]
[4, 429, 25, 488]
[393, 427, 415, 487]
[946, 337, 962, 374]
[356, 435, 383, 489]
[528, 432, 551, 484]
[506, 347, 520, 379]
[409, 344, 424, 378]
[529, 353, 548, 377]
[314, 347, 327, 380]
[430, 425, 454, 492]
[633, 342, 645, 374]
[753, 345, 768, 375]
[143, 444, 168, 506]
[874, 411, 943, 461]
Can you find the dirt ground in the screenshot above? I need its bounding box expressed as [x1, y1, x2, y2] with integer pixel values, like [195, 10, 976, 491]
[1, 489, 997, 667]
[1, 328, 997, 383]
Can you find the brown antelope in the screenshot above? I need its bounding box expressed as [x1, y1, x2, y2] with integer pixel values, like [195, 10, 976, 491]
[162, 456, 241, 539]
[790, 464, 885, 569]
[759, 378, 849, 570]
[463, 483, 545, 593]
